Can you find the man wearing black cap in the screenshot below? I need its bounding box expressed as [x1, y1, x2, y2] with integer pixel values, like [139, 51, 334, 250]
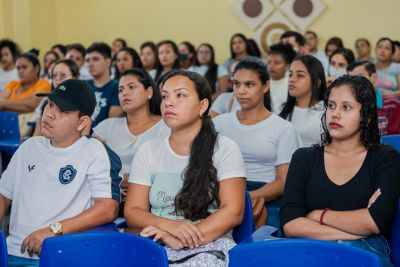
[0, 79, 122, 265]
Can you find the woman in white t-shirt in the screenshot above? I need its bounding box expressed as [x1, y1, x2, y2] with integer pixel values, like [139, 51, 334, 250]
[190, 43, 229, 100]
[266, 43, 296, 114]
[124, 70, 246, 266]
[223, 33, 252, 78]
[0, 39, 20, 90]
[93, 68, 169, 198]
[280, 55, 327, 147]
[213, 57, 300, 232]
[209, 91, 240, 118]
[140, 41, 158, 73]
[150, 40, 180, 83]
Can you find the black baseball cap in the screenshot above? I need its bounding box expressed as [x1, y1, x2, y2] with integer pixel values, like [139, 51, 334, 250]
[37, 79, 96, 116]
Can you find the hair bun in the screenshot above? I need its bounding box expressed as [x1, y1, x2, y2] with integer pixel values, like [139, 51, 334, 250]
[27, 48, 40, 57]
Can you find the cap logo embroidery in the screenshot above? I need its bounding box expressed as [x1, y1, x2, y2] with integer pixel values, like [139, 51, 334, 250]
[59, 85, 67, 91]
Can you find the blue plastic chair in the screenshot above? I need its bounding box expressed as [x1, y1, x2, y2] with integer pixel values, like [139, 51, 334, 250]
[0, 111, 21, 155]
[390, 198, 400, 267]
[232, 191, 255, 243]
[228, 238, 382, 267]
[381, 134, 400, 152]
[40, 231, 168, 267]
[0, 230, 7, 267]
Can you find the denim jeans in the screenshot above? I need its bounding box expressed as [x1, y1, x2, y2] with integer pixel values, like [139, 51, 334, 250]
[337, 235, 393, 267]
[8, 255, 40, 267]
[246, 181, 283, 237]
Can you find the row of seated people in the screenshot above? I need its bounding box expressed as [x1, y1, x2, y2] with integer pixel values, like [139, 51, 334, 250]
[1, 32, 399, 138]
[0, 55, 399, 266]
[2, 31, 399, 94]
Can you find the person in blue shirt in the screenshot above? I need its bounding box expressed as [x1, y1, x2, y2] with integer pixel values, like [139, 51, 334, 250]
[86, 42, 122, 127]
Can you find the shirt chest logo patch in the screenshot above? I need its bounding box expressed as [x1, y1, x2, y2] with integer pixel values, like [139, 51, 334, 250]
[59, 165, 77, 185]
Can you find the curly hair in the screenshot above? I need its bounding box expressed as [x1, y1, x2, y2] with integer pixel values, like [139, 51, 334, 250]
[320, 75, 380, 149]
[0, 39, 21, 63]
[268, 43, 297, 65]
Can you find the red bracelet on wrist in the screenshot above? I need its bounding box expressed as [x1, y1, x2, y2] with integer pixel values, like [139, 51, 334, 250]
[319, 208, 330, 225]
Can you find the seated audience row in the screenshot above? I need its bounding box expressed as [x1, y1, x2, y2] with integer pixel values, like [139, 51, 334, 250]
[1, 31, 400, 266]
[1, 68, 399, 267]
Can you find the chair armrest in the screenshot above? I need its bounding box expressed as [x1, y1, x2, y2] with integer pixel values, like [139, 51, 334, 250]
[243, 225, 280, 243]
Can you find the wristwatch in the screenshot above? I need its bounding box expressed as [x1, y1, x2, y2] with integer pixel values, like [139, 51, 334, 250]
[49, 222, 63, 236]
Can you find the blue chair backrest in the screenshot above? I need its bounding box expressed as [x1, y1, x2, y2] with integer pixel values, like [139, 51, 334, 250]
[381, 135, 400, 152]
[228, 238, 381, 267]
[0, 111, 20, 155]
[0, 230, 7, 267]
[0, 112, 20, 142]
[39, 232, 168, 267]
[390, 198, 400, 267]
[232, 192, 255, 243]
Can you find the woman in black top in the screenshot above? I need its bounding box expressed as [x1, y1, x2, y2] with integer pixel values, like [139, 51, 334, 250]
[280, 75, 400, 267]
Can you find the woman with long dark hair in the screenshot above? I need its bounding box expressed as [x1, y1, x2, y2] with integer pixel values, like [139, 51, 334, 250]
[281, 75, 400, 267]
[214, 57, 300, 230]
[178, 41, 196, 70]
[223, 33, 252, 77]
[93, 68, 168, 200]
[124, 70, 246, 266]
[280, 55, 326, 147]
[150, 40, 180, 83]
[114, 47, 143, 80]
[191, 43, 229, 99]
[140, 41, 158, 73]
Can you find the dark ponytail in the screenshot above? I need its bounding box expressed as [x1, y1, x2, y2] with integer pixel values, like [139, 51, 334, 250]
[159, 70, 219, 221]
[177, 115, 219, 220]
